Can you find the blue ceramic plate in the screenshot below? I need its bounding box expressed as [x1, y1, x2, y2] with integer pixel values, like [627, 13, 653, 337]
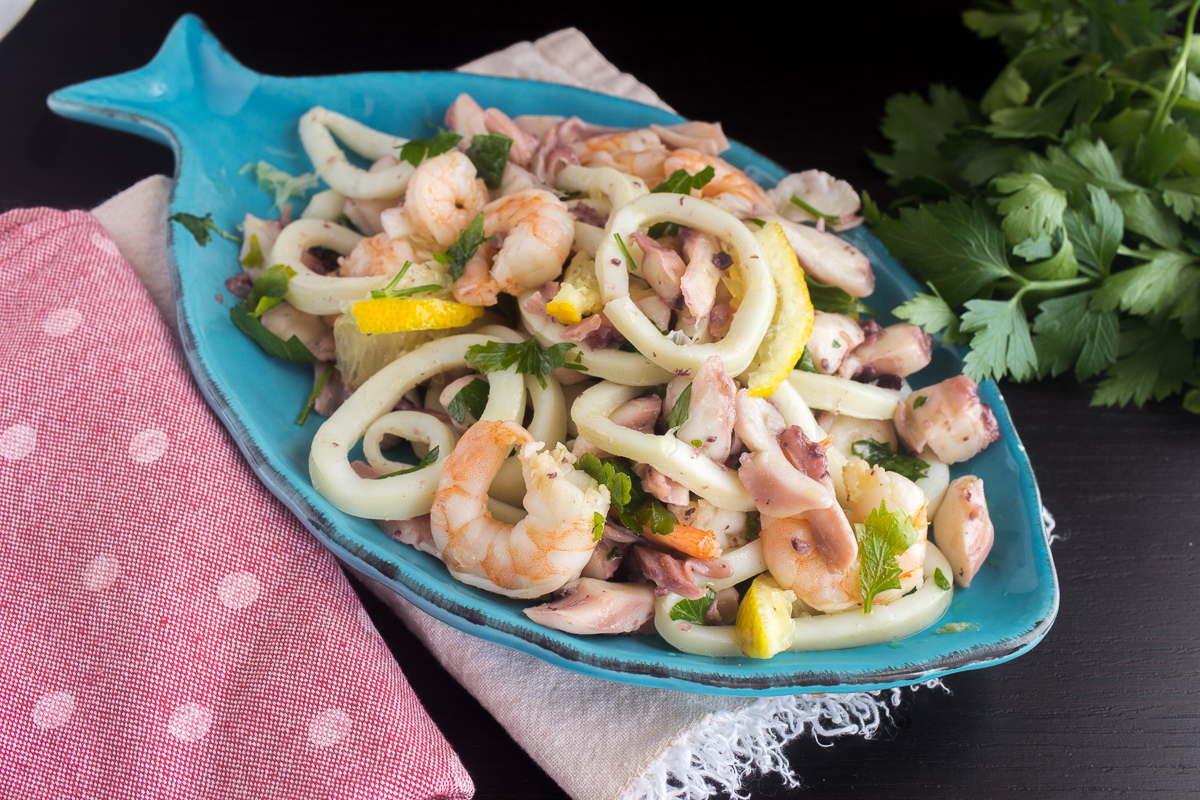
[48, 15, 1058, 695]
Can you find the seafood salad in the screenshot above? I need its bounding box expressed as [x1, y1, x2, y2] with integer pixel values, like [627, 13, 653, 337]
[212, 94, 1001, 660]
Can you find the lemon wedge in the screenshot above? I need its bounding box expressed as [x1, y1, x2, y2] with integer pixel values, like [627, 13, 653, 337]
[351, 296, 484, 335]
[735, 573, 797, 659]
[546, 252, 603, 325]
[745, 221, 815, 397]
[332, 313, 439, 388]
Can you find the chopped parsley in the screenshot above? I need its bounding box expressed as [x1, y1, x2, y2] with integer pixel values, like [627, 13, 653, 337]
[667, 383, 692, 430]
[446, 378, 490, 425]
[434, 213, 493, 281]
[669, 587, 716, 625]
[855, 500, 920, 613]
[796, 349, 818, 373]
[229, 265, 316, 363]
[934, 567, 952, 591]
[592, 512, 605, 542]
[613, 232, 636, 272]
[806, 275, 874, 316]
[652, 166, 715, 195]
[913, 394, 929, 408]
[851, 439, 931, 482]
[241, 234, 265, 268]
[397, 128, 463, 167]
[790, 195, 841, 225]
[465, 338, 586, 389]
[935, 622, 979, 635]
[374, 446, 440, 479]
[465, 132, 513, 189]
[170, 212, 240, 247]
[746, 218, 766, 228]
[690, 439, 703, 448]
[576, 452, 677, 536]
[296, 364, 336, 426]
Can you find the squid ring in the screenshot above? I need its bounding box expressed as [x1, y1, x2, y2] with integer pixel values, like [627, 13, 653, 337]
[298, 106, 415, 200]
[556, 166, 649, 258]
[310, 334, 526, 520]
[652, 543, 955, 657]
[518, 292, 674, 386]
[571, 381, 756, 512]
[269, 218, 379, 315]
[594, 193, 776, 377]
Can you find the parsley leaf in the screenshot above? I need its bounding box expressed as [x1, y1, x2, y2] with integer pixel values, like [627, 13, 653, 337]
[465, 338, 586, 389]
[434, 213, 492, 281]
[240, 161, 319, 210]
[465, 132, 512, 190]
[397, 128, 462, 167]
[872, 197, 1015, 307]
[446, 378, 490, 425]
[806, 276, 875, 316]
[893, 290, 966, 344]
[374, 446, 440, 479]
[870, 84, 977, 188]
[960, 295, 1038, 382]
[651, 166, 715, 195]
[245, 264, 295, 318]
[667, 383, 692, 430]
[577, 452, 635, 508]
[934, 568, 952, 591]
[241, 234, 265, 268]
[1063, 186, 1123, 274]
[593, 512, 605, 542]
[851, 439, 931, 482]
[1032, 291, 1119, 380]
[576, 452, 676, 536]
[229, 265, 316, 363]
[992, 173, 1069, 246]
[669, 587, 716, 625]
[170, 212, 239, 247]
[855, 500, 920, 614]
[1092, 319, 1195, 407]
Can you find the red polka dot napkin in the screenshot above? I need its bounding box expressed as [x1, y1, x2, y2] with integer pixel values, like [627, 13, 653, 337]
[0, 208, 473, 800]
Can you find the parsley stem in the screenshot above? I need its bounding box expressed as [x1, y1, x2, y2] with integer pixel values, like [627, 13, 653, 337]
[1151, 0, 1200, 130]
[1025, 277, 1093, 294]
[1033, 69, 1088, 109]
[297, 364, 336, 425]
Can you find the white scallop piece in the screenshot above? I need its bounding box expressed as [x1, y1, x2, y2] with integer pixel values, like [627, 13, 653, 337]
[0, 423, 36, 461]
[42, 308, 82, 337]
[90, 231, 121, 257]
[167, 702, 213, 743]
[31, 691, 75, 730]
[82, 555, 120, 592]
[128, 429, 169, 464]
[216, 571, 261, 610]
[308, 708, 352, 748]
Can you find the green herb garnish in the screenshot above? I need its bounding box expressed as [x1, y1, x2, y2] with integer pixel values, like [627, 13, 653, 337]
[667, 383, 692, 429]
[241, 234, 264, 268]
[374, 446, 440, 479]
[913, 395, 928, 408]
[934, 567, 952, 591]
[851, 439, 931, 482]
[652, 166, 715, 195]
[465, 338, 586, 389]
[229, 265, 316, 363]
[297, 364, 336, 425]
[855, 500, 920, 613]
[576, 452, 676, 536]
[369, 261, 442, 299]
[796, 349, 818, 373]
[397, 128, 463, 167]
[669, 587, 717, 625]
[790, 195, 841, 225]
[614, 232, 636, 272]
[465, 132, 513, 189]
[935, 621, 979, 635]
[435, 213, 493, 281]
[592, 512, 606, 542]
[746, 218, 766, 228]
[806, 275, 874, 316]
[170, 212, 240, 247]
[447, 378, 490, 425]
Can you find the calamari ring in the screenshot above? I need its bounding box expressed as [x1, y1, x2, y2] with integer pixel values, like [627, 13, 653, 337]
[298, 106, 415, 200]
[571, 380, 756, 512]
[556, 166, 649, 257]
[518, 292, 674, 386]
[594, 193, 777, 377]
[310, 334, 526, 520]
[653, 543, 955, 657]
[270, 218, 379, 315]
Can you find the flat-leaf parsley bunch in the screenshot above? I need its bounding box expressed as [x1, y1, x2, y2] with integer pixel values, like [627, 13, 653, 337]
[869, 0, 1200, 411]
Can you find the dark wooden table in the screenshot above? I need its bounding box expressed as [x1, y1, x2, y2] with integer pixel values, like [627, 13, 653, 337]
[4, 1, 1198, 797]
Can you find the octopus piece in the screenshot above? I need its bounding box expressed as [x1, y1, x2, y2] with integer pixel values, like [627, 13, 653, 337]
[629, 231, 686, 311]
[483, 107, 541, 167]
[777, 427, 859, 573]
[635, 463, 690, 506]
[580, 540, 624, 580]
[259, 303, 335, 361]
[806, 311, 866, 375]
[678, 227, 723, 319]
[649, 121, 731, 156]
[609, 395, 662, 434]
[376, 515, 439, 558]
[768, 170, 863, 230]
[561, 312, 626, 350]
[444, 92, 489, 143]
[523, 578, 656, 634]
[735, 391, 834, 518]
[932, 476, 994, 588]
[675, 355, 737, 463]
[894, 376, 999, 464]
[773, 215, 874, 298]
[822, 414, 898, 459]
[839, 323, 933, 381]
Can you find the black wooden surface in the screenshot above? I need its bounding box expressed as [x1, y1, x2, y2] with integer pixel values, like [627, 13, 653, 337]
[3, 1, 1198, 797]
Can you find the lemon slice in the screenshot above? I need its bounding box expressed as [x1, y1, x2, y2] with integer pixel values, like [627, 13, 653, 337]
[735, 574, 797, 659]
[745, 221, 815, 397]
[332, 313, 438, 388]
[546, 252, 603, 325]
[352, 296, 484, 335]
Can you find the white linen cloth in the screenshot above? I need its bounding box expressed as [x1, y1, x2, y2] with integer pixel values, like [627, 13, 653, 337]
[93, 28, 968, 800]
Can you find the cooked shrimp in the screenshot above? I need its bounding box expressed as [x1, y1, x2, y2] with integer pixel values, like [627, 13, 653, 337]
[574, 129, 662, 158]
[661, 149, 773, 219]
[337, 233, 420, 278]
[399, 150, 489, 248]
[583, 148, 671, 184]
[484, 189, 574, 294]
[429, 420, 611, 599]
[452, 247, 501, 306]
